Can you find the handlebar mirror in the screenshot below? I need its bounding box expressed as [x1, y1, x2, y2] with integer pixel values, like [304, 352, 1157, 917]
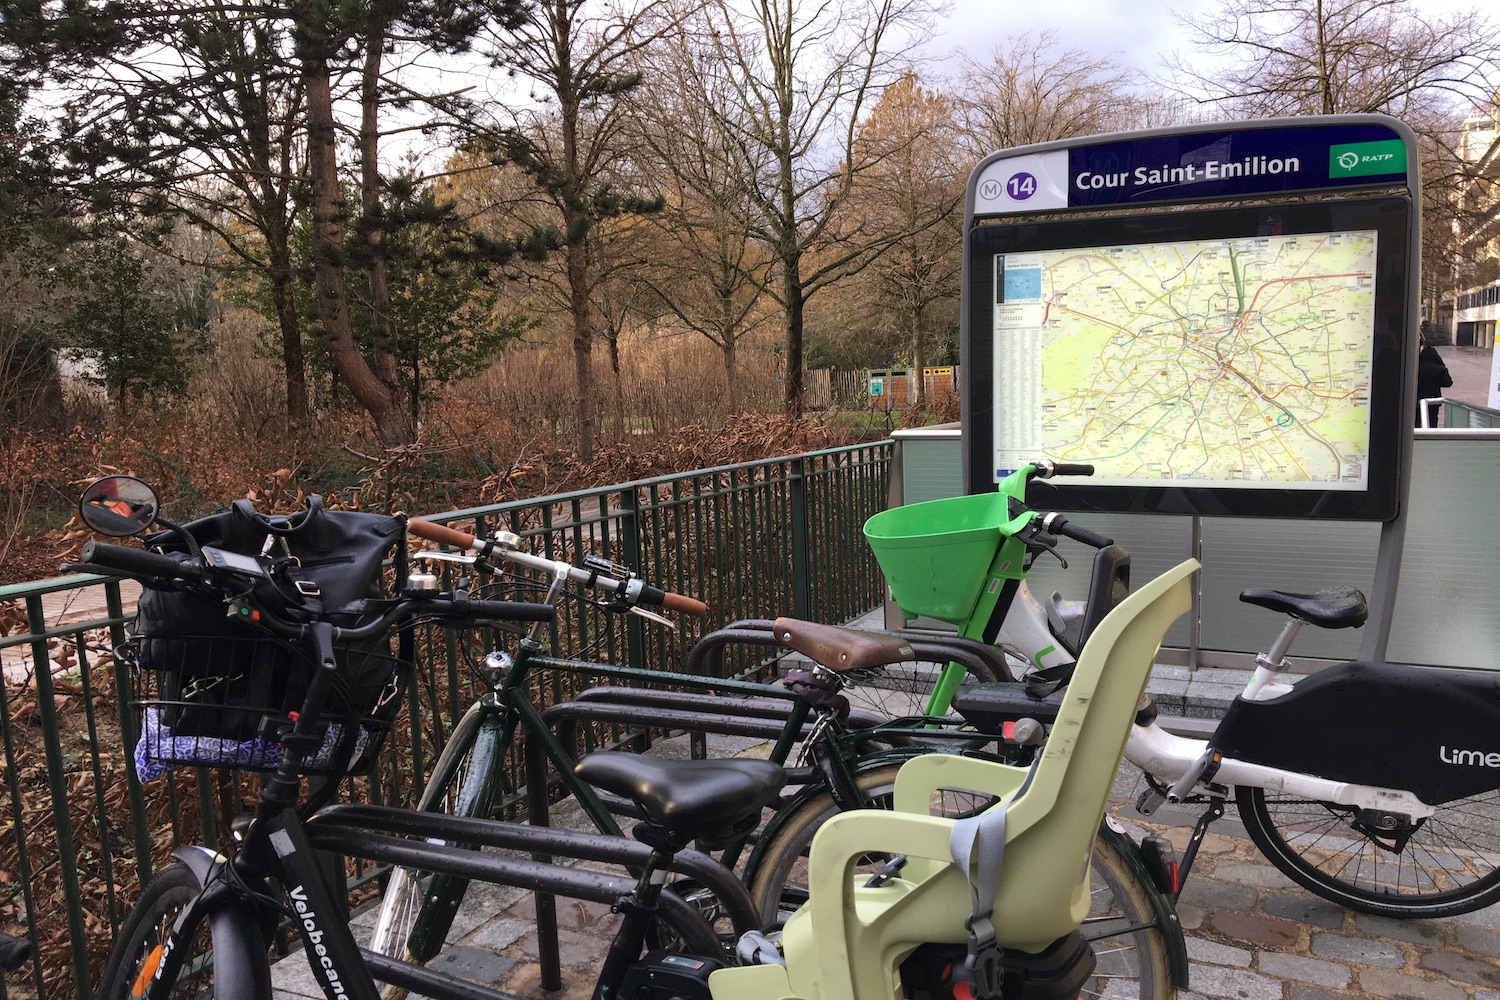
[78, 475, 161, 537]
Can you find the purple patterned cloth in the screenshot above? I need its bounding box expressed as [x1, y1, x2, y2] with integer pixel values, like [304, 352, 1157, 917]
[133, 708, 371, 780]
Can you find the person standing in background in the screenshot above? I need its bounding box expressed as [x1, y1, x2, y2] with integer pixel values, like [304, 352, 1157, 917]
[1416, 332, 1453, 428]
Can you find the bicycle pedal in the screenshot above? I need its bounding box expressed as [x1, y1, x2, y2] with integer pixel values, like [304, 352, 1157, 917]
[1136, 787, 1167, 815]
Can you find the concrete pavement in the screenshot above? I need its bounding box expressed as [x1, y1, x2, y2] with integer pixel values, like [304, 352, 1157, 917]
[1435, 345, 1495, 418]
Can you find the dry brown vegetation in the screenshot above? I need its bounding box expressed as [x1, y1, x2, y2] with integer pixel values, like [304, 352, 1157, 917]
[0, 322, 914, 588]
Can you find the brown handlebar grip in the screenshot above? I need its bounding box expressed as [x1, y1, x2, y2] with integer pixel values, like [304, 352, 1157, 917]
[409, 519, 478, 550]
[661, 591, 708, 617]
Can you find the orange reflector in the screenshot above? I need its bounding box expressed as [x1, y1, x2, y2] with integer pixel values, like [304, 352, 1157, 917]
[131, 944, 164, 997]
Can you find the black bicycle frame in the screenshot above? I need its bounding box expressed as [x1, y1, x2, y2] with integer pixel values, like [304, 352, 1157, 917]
[143, 798, 741, 1000]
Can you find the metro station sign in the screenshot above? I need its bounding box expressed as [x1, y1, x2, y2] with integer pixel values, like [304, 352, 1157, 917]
[971, 120, 1410, 216]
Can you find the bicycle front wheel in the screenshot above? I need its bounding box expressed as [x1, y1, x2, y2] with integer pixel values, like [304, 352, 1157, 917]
[368, 701, 505, 968]
[1238, 785, 1500, 917]
[749, 765, 1174, 1000]
[96, 864, 226, 1000]
[838, 656, 999, 740]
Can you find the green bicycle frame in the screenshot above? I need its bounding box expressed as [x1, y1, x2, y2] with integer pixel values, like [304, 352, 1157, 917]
[913, 464, 1042, 716]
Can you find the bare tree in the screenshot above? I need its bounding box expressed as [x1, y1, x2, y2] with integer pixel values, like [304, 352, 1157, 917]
[701, 0, 942, 418]
[955, 32, 1142, 157]
[839, 72, 964, 406]
[475, 0, 673, 460]
[630, 18, 771, 410]
[1172, 0, 1497, 118]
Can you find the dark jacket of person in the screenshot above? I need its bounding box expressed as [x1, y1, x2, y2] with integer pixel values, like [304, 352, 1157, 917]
[1416, 344, 1453, 426]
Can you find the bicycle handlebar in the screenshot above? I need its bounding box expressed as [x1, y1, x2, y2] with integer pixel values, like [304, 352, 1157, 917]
[1047, 462, 1095, 477]
[1036, 512, 1115, 549]
[79, 539, 203, 582]
[408, 519, 708, 617]
[74, 541, 554, 641]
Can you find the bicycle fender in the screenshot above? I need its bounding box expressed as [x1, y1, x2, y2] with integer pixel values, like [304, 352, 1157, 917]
[1096, 822, 1190, 990]
[169, 847, 274, 1000]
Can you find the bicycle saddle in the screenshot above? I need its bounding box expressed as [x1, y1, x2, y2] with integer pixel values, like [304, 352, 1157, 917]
[575, 753, 785, 843]
[1238, 587, 1368, 628]
[771, 616, 915, 671]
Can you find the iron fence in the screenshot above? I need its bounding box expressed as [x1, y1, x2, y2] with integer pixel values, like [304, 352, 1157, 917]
[0, 441, 892, 1000]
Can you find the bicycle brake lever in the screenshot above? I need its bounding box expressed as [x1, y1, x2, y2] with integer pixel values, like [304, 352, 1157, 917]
[416, 551, 478, 565]
[1021, 526, 1068, 569]
[628, 606, 676, 630]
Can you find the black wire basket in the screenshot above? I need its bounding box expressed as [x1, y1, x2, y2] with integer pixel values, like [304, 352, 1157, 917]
[123, 630, 409, 779]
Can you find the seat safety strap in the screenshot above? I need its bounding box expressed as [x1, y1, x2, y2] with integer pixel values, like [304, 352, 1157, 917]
[949, 796, 1011, 997]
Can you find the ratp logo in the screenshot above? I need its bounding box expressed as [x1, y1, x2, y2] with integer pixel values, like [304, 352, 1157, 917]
[1329, 140, 1406, 178]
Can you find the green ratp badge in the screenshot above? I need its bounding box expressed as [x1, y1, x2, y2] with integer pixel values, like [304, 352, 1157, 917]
[1328, 139, 1406, 178]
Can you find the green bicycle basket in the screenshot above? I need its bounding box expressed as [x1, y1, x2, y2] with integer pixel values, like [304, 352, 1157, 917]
[863, 492, 1009, 623]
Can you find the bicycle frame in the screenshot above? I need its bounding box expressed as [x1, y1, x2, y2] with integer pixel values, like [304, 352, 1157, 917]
[140, 792, 750, 1000]
[385, 607, 1006, 987]
[897, 464, 1132, 716]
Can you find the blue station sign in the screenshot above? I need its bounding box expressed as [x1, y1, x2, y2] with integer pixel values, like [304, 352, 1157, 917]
[971, 120, 1408, 216]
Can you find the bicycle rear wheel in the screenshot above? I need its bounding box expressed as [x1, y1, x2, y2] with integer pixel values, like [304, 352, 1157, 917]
[95, 864, 230, 1000]
[1238, 785, 1500, 917]
[748, 765, 1174, 1000]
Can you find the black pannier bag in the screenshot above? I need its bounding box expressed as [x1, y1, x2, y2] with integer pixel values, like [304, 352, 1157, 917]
[127, 497, 410, 773]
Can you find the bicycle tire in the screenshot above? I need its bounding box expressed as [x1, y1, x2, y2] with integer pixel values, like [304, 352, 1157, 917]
[749, 765, 1174, 1000]
[838, 656, 1000, 747]
[368, 700, 503, 980]
[1238, 785, 1500, 918]
[95, 864, 226, 1000]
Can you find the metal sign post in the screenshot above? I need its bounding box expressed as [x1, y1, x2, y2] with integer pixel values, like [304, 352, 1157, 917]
[959, 115, 1421, 659]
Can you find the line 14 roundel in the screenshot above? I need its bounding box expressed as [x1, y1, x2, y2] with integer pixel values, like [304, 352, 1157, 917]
[1007, 172, 1037, 201]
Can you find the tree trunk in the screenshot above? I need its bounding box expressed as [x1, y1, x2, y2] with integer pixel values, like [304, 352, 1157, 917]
[782, 250, 805, 419]
[606, 327, 625, 441]
[722, 329, 738, 412]
[910, 304, 926, 409]
[566, 239, 596, 459]
[304, 62, 413, 447]
[360, 29, 403, 397]
[266, 238, 308, 422]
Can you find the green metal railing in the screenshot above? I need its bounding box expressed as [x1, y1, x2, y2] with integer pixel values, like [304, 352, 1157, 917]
[0, 441, 892, 1000]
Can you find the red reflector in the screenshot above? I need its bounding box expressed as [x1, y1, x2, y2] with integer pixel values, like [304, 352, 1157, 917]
[1002, 721, 1015, 740]
[954, 980, 975, 1000]
[1169, 861, 1180, 894]
[288, 711, 299, 722]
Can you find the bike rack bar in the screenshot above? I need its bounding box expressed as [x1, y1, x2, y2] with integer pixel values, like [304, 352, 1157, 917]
[309, 803, 758, 933]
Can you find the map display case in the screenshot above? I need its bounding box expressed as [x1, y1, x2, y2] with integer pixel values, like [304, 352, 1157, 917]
[961, 117, 1420, 523]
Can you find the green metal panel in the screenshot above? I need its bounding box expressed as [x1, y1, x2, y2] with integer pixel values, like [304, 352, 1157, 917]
[895, 428, 964, 505]
[1387, 437, 1500, 668]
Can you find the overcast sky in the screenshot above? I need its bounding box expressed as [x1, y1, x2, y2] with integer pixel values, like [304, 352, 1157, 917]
[923, 0, 1484, 80]
[925, 0, 1200, 76]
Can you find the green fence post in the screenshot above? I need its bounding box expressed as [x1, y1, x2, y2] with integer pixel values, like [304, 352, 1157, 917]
[790, 457, 811, 621]
[26, 595, 94, 1000]
[618, 487, 646, 669]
